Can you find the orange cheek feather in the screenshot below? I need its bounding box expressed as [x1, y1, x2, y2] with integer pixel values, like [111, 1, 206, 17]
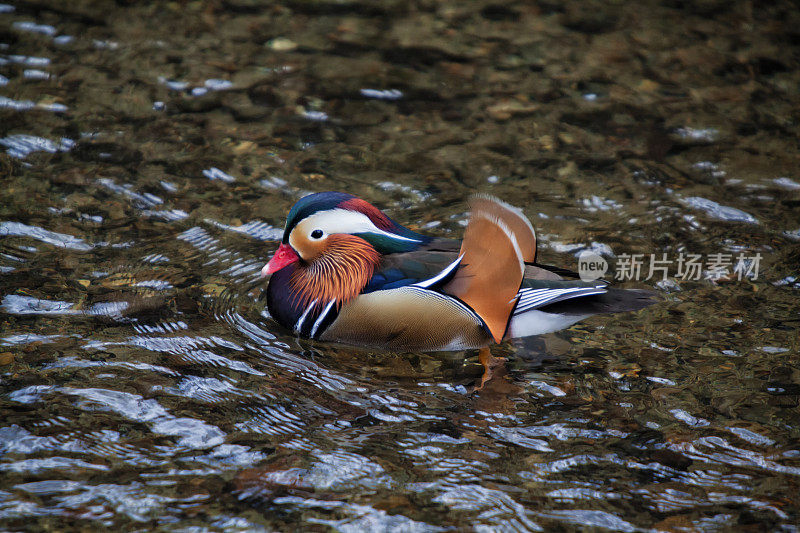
[289, 234, 380, 308]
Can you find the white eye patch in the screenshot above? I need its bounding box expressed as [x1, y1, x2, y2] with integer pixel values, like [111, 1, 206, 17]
[296, 209, 421, 243]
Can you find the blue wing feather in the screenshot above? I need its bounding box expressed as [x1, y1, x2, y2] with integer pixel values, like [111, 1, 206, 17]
[362, 268, 418, 293]
[361, 253, 462, 294]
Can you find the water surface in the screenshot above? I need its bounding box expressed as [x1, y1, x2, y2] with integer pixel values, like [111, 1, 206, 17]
[1, 1, 799, 530]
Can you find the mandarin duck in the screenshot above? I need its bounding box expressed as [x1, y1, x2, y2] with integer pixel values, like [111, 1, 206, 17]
[261, 192, 656, 358]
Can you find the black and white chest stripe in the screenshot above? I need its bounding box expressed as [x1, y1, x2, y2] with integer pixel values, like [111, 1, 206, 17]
[293, 299, 339, 340]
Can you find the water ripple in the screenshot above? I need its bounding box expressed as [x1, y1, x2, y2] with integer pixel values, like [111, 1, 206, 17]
[7, 387, 226, 450]
[2, 1, 798, 530]
[0, 134, 73, 158]
[434, 485, 542, 531]
[273, 496, 442, 533]
[0, 221, 92, 250]
[680, 196, 759, 224]
[538, 510, 635, 532]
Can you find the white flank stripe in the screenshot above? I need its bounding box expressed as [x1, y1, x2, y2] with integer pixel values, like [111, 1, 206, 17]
[412, 254, 463, 288]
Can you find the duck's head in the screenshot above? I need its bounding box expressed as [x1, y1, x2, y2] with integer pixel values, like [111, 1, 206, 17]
[261, 192, 428, 278]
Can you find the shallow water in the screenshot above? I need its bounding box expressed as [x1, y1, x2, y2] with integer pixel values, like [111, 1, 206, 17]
[1, 1, 799, 530]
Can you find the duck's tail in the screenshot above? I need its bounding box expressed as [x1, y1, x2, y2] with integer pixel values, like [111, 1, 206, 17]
[536, 288, 658, 315]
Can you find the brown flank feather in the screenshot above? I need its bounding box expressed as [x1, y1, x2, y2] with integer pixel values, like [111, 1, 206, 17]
[289, 234, 380, 309]
[444, 203, 525, 343]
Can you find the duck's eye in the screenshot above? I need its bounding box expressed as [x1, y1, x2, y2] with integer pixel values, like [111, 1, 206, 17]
[310, 229, 324, 239]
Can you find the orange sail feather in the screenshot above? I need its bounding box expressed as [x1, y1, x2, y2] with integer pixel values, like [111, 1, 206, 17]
[444, 198, 526, 343]
[470, 194, 537, 263]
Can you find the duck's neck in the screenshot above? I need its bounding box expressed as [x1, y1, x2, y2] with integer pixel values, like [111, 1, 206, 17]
[266, 264, 306, 331]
